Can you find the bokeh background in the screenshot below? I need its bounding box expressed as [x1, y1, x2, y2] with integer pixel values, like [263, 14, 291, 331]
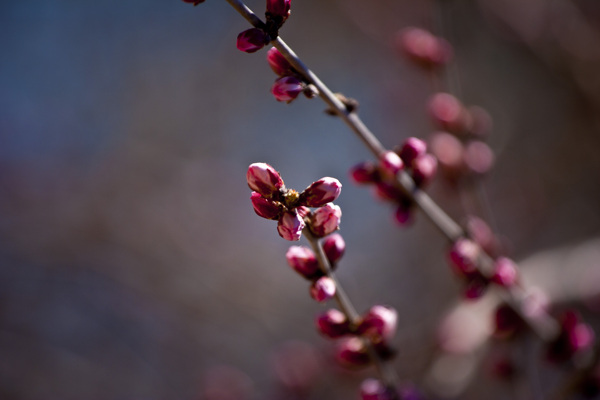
[1, 0, 600, 399]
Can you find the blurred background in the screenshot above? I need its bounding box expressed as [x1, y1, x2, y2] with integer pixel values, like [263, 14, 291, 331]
[1, 0, 599, 399]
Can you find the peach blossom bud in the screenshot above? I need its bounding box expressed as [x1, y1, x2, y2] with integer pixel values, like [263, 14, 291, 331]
[448, 238, 480, 277]
[360, 379, 395, 400]
[247, 162, 284, 198]
[309, 203, 341, 237]
[429, 93, 470, 133]
[310, 276, 336, 302]
[357, 305, 398, 342]
[315, 309, 350, 338]
[182, 0, 205, 5]
[336, 337, 370, 367]
[397, 27, 452, 68]
[349, 161, 380, 184]
[379, 151, 404, 179]
[286, 246, 321, 280]
[301, 177, 342, 207]
[266, 0, 291, 20]
[277, 210, 305, 241]
[271, 76, 304, 102]
[396, 137, 427, 165]
[491, 257, 518, 287]
[411, 153, 437, 187]
[266, 47, 293, 76]
[429, 132, 465, 179]
[250, 192, 282, 220]
[322, 233, 345, 265]
[236, 28, 269, 53]
[464, 140, 494, 175]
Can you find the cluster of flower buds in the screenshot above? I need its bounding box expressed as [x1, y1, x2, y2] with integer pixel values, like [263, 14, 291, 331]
[349, 137, 437, 225]
[286, 233, 345, 302]
[266, 47, 316, 103]
[427, 95, 495, 182]
[247, 162, 342, 241]
[235, 0, 291, 54]
[447, 237, 518, 300]
[316, 305, 398, 369]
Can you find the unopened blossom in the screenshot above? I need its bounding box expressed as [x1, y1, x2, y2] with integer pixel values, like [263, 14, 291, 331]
[315, 308, 351, 338]
[360, 379, 395, 400]
[396, 137, 427, 165]
[428, 93, 470, 134]
[547, 310, 595, 362]
[464, 140, 494, 175]
[336, 337, 370, 367]
[397, 27, 452, 68]
[301, 177, 342, 207]
[247, 162, 284, 198]
[394, 201, 414, 226]
[266, 47, 293, 76]
[250, 192, 282, 220]
[277, 210, 305, 241]
[379, 151, 404, 179]
[448, 238, 480, 277]
[322, 233, 345, 265]
[357, 305, 398, 342]
[429, 132, 465, 179]
[410, 153, 437, 187]
[349, 161, 380, 184]
[266, 0, 291, 20]
[491, 257, 518, 287]
[271, 76, 304, 102]
[182, 0, 205, 5]
[236, 28, 269, 53]
[309, 203, 341, 237]
[310, 276, 336, 302]
[462, 275, 488, 300]
[286, 246, 321, 279]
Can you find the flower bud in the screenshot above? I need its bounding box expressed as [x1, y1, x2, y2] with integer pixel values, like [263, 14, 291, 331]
[301, 177, 342, 207]
[247, 162, 284, 198]
[396, 137, 427, 165]
[266, 0, 291, 20]
[182, 0, 205, 5]
[349, 161, 380, 184]
[336, 337, 370, 367]
[322, 233, 345, 265]
[379, 151, 404, 179]
[429, 131, 465, 180]
[464, 140, 494, 175]
[491, 257, 518, 287]
[462, 275, 488, 300]
[309, 203, 341, 237]
[357, 305, 398, 342]
[411, 153, 437, 187]
[448, 238, 480, 277]
[250, 192, 282, 220]
[310, 276, 336, 302]
[397, 27, 452, 68]
[286, 246, 321, 280]
[466, 215, 498, 256]
[394, 201, 414, 226]
[266, 47, 293, 76]
[277, 210, 305, 241]
[360, 379, 395, 400]
[236, 28, 269, 53]
[428, 93, 470, 134]
[494, 303, 524, 338]
[315, 309, 351, 338]
[373, 182, 403, 202]
[271, 76, 304, 103]
[547, 310, 595, 362]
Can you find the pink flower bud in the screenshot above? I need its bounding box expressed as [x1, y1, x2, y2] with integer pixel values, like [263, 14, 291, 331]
[494, 303, 524, 338]
[349, 161, 380, 184]
[429, 132, 465, 179]
[464, 140, 494, 175]
[250, 192, 282, 220]
[247, 162, 284, 198]
[397, 27, 452, 68]
[547, 310, 595, 362]
[373, 182, 403, 202]
[428, 93, 470, 134]
[236, 28, 269, 53]
[301, 177, 342, 207]
[396, 137, 427, 165]
[277, 211, 305, 241]
[466, 215, 498, 256]
[315, 309, 350, 338]
[462, 275, 488, 300]
[309, 203, 341, 237]
[360, 379, 395, 400]
[286, 246, 321, 280]
[322, 233, 345, 265]
[266, 0, 291, 20]
[357, 305, 398, 342]
[336, 337, 370, 367]
[448, 238, 480, 277]
[310, 276, 336, 302]
[411, 153, 437, 187]
[379, 151, 404, 179]
[266, 47, 293, 76]
[491, 257, 518, 287]
[394, 201, 414, 226]
[271, 76, 304, 102]
[182, 0, 205, 5]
